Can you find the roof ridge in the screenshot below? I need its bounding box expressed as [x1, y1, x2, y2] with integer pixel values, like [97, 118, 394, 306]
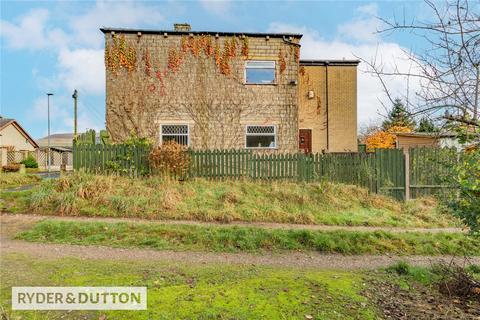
[100, 27, 303, 38]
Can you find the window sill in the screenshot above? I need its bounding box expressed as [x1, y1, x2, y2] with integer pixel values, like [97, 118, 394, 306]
[244, 82, 278, 86]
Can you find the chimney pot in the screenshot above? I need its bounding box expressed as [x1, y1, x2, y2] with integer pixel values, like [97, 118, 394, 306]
[174, 23, 191, 32]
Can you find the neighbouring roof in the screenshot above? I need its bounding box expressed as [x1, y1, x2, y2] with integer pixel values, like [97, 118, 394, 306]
[39, 133, 75, 139]
[393, 132, 457, 138]
[100, 27, 303, 39]
[300, 59, 360, 66]
[0, 117, 39, 148]
[0, 118, 13, 130]
[39, 146, 72, 152]
[37, 133, 74, 148]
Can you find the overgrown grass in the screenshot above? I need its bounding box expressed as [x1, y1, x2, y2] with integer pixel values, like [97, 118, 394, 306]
[0, 253, 377, 319]
[385, 261, 480, 289]
[0, 173, 40, 190]
[4, 172, 460, 228]
[16, 220, 479, 255]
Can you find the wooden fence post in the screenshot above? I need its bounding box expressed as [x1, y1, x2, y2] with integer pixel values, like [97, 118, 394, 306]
[404, 149, 410, 201]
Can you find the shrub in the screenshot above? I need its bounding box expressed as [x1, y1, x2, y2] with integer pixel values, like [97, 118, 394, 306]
[2, 163, 21, 172]
[149, 141, 190, 177]
[20, 155, 38, 168]
[434, 261, 480, 300]
[104, 133, 152, 176]
[446, 150, 480, 233]
[387, 261, 411, 275]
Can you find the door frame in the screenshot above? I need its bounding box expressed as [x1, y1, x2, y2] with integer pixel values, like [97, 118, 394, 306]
[298, 128, 312, 154]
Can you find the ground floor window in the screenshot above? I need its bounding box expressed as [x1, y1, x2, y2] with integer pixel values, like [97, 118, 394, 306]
[245, 125, 276, 149]
[161, 124, 189, 146]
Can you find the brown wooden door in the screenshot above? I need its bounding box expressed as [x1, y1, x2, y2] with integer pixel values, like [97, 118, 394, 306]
[299, 129, 312, 154]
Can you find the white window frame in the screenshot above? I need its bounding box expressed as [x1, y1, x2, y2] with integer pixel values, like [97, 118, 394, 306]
[245, 125, 277, 149]
[244, 60, 276, 85]
[160, 124, 190, 146]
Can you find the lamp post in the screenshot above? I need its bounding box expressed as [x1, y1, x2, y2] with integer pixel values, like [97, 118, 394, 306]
[47, 93, 53, 174]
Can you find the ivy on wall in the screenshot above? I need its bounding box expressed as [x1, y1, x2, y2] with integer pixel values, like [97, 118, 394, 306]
[144, 48, 151, 76]
[241, 37, 249, 56]
[105, 33, 299, 97]
[167, 47, 182, 73]
[105, 34, 137, 74]
[279, 49, 286, 74]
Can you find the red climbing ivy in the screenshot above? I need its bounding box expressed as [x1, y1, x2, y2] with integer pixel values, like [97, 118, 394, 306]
[279, 49, 286, 74]
[241, 37, 249, 57]
[105, 34, 137, 74]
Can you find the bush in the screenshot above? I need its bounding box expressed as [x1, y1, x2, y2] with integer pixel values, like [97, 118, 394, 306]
[387, 261, 411, 275]
[103, 134, 152, 176]
[2, 163, 21, 172]
[149, 141, 190, 177]
[447, 150, 480, 233]
[20, 155, 38, 168]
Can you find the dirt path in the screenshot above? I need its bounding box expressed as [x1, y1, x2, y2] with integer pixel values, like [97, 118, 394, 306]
[0, 213, 467, 234]
[1, 214, 477, 270]
[2, 238, 478, 270]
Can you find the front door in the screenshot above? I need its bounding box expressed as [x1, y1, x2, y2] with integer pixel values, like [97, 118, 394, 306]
[299, 129, 312, 154]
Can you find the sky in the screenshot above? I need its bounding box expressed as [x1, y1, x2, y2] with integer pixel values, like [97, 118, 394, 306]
[1, 0, 432, 139]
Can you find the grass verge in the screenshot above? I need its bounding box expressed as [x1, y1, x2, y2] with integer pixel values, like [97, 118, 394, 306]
[3, 172, 460, 228]
[16, 220, 479, 255]
[0, 253, 377, 319]
[0, 173, 40, 190]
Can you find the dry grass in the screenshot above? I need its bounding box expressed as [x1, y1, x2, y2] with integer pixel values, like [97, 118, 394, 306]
[13, 172, 460, 227]
[0, 173, 40, 190]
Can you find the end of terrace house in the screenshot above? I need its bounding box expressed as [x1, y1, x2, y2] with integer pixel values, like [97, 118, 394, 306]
[101, 23, 359, 153]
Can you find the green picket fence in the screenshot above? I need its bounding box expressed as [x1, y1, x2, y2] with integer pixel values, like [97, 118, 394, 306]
[73, 144, 459, 201]
[409, 147, 458, 198]
[73, 143, 149, 176]
[189, 149, 252, 179]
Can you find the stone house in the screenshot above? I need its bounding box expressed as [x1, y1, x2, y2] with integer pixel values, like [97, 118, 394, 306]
[102, 24, 358, 153]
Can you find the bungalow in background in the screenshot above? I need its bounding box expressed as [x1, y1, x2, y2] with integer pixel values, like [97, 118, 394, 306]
[0, 117, 38, 151]
[37, 133, 74, 149]
[393, 132, 462, 150]
[37, 133, 74, 170]
[0, 117, 38, 166]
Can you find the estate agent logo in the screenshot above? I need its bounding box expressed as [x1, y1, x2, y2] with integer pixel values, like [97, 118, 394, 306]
[12, 287, 147, 310]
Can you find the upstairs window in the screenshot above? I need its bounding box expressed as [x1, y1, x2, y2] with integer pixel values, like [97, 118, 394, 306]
[245, 125, 276, 149]
[245, 61, 275, 84]
[161, 124, 189, 146]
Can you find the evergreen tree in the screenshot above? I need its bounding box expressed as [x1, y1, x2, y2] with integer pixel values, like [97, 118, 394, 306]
[382, 98, 415, 130]
[417, 117, 438, 132]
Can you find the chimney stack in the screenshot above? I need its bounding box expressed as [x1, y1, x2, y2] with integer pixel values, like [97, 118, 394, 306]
[174, 23, 191, 32]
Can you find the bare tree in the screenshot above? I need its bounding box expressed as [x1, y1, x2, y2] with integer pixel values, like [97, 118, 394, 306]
[360, 0, 479, 130]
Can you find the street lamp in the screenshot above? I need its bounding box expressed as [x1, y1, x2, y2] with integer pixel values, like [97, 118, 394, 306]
[47, 93, 53, 174]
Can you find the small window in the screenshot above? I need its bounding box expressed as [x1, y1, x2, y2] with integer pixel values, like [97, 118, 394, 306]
[161, 124, 189, 146]
[245, 125, 276, 149]
[245, 61, 275, 84]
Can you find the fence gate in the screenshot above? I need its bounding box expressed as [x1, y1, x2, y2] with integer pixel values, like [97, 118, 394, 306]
[375, 148, 405, 201]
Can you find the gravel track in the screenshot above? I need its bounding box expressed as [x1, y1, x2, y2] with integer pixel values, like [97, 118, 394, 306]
[0, 213, 467, 234]
[1, 214, 476, 270]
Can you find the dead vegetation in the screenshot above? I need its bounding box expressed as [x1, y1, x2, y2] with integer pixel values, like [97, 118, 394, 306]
[436, 261, 480, 301]
[0, 173, 40, 189]
[9, 172, 461, 227]
[368, 260, 480, 319]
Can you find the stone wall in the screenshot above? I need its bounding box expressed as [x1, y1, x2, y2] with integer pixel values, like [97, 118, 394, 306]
[104, 30, 300, 152]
